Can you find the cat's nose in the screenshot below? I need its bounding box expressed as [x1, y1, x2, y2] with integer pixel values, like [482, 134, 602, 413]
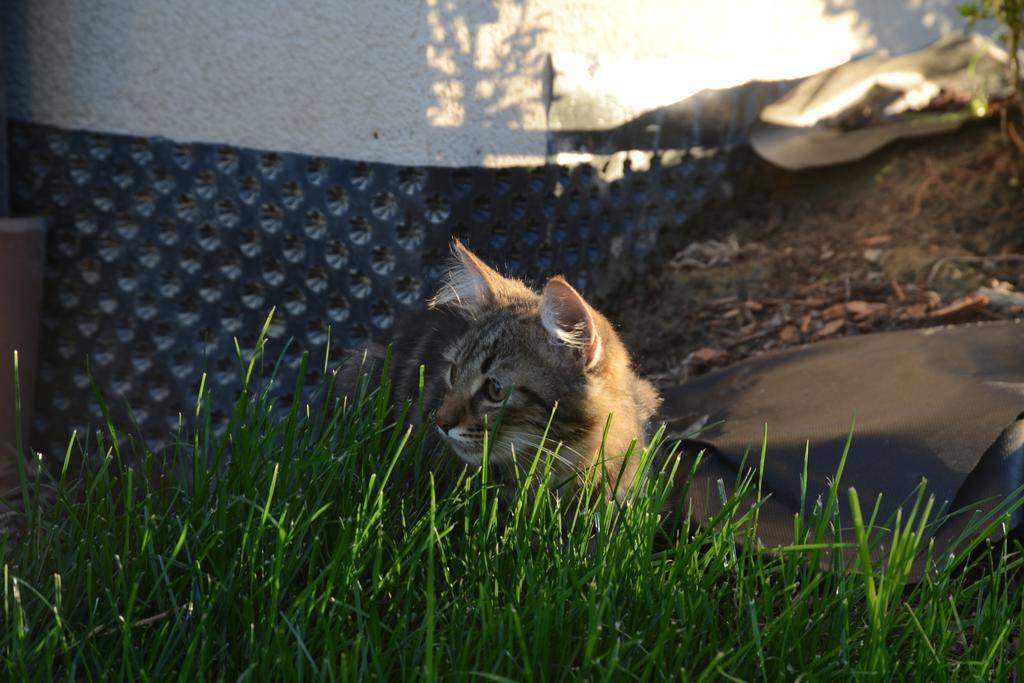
[435, 415, 456, 434]
[436, 395, 464, 434]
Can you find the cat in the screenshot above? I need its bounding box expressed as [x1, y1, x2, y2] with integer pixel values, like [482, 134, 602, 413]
[339, 241, 660, 499]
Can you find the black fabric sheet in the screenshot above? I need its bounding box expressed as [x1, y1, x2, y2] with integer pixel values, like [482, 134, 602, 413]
[657, 320, 1024, 562]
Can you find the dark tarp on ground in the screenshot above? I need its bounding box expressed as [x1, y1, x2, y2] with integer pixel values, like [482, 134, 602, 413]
[656, 319, 1024, 569]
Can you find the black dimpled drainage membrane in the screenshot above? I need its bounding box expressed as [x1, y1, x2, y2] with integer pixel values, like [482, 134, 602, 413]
[8, 121, 729, 458]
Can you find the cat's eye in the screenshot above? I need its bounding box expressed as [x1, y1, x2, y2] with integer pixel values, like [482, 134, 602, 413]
[484, 377, 509, 403]
[446, 363, 456, 387]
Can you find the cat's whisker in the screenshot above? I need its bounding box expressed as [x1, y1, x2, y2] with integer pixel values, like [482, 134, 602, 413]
[506, 437, 590, 478]
[497, 432, 598, 475]
[507, 429, 647, 467]
[491, 442, 547, 498]
[500, 431, 590, 464]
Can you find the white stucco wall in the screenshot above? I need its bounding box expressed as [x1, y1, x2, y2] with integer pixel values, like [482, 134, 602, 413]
[4, 0, 977, 167]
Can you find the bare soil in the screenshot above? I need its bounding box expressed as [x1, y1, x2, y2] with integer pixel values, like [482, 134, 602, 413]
[608, 120, 1024, 385]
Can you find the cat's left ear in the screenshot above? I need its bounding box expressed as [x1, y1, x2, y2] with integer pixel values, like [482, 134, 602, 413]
[428, 240, 506, 315]
[540, 276, 602, 370]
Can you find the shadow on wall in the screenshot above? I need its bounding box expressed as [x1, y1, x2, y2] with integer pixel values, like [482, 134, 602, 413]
[423, 0, 550, 164]
[417, 0, 985, 164]
[549, 79, 800, 156]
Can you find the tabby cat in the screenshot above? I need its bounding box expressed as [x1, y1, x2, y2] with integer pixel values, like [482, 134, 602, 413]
[341, 241, 660, 498]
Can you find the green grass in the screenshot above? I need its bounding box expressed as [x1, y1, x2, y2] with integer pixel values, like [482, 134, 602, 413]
[3, 325, 1024, 680]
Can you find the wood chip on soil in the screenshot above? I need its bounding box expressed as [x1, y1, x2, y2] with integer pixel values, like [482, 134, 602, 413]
[814, 318, 846, 339]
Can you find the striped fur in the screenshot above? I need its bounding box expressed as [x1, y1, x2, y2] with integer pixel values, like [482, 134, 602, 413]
[338, 241, 660, 498]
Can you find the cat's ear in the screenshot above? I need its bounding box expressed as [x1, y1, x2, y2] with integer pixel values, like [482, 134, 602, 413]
[540, 276, 602, 370]
[428, 240, 506, 314]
